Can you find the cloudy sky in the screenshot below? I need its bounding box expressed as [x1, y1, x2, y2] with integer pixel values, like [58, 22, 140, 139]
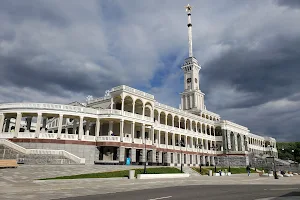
[0, 0, 299, 141]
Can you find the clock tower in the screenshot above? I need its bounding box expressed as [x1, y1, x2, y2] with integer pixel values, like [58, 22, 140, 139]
[180, 4, 205, 113]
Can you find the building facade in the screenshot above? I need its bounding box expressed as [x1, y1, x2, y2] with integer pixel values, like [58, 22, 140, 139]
[0, 4, 277, 165]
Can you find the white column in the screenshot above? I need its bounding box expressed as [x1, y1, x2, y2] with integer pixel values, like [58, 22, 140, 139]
[0, 114, 4, 133]
[171, 116, 174, 127]
[78, 116, 84, 140]
[35, 113, 42, 138]
[120, 119, 124, 142]
[234, 133, 238, 151]
[241, 135, 245, 151]
[57, 114, 63, 139]
[109, 121, 113, 135]
[110, 98, 114, 110]
[121, 98, 124, 112]
[131, 122, 135, 143]
[142, 105, 145, 116]
[14, 113, 22, 138]
[85, 120, 90, 136]
[132, 102, 135, 114]
[185, 135, 187, 150]
[189, 94, 193, 109]
[95, 118, 100, 137]
[185, 96, 188, 109]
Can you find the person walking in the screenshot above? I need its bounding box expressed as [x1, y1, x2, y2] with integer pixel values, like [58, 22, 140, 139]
[246, 165, 251, 176]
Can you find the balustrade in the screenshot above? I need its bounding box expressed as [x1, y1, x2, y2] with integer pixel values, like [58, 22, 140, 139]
[134, 138, 143, 144]
[122, 137, 132, 143]
[39, 133, 58, 139]
[60, 134, 78, 140]
[81, 135, 96, 141]
[18, 132, 35, 138]
[97, 136, 120, 142]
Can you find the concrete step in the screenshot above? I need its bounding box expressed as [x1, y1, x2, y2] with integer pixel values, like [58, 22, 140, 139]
[179, 167, 201, 176]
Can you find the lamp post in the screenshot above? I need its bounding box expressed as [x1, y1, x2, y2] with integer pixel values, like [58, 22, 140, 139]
[143, 136, 147, 174]
[268, 145, 278, 179]
[195, 143, 203, 173]
[211, 145, 218, 173]
[143, 126, 153, 174]
[176, 139, 185, 173]
[225, 147, 231, 172]
[292, 149, 296, 164]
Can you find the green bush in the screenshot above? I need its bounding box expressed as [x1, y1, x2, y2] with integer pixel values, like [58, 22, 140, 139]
[192, 167, 258, 175]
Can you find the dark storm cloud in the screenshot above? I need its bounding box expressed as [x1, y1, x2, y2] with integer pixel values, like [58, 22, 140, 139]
[0, 54, 123, 99]
[0, 0, 69, 27]
[204, 34, 300, 109]
[275, 0, 300, 9]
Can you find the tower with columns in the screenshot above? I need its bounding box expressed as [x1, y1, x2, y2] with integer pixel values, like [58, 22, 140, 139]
[180, 4, 205, 113]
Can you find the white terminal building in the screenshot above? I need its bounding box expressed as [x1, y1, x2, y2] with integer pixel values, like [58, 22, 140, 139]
[0, 4, 277, 166]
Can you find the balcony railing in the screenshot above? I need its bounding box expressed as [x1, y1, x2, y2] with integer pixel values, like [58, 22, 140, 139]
[134, 138, 143, 144]
[97, 136, 120, 142]
[61, 134, 78, 140]
[18, 132, 35, 138]
[122, 137, 132, 143]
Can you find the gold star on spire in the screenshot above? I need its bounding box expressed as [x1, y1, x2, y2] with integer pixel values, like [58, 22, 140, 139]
[185, 4, 192, 13]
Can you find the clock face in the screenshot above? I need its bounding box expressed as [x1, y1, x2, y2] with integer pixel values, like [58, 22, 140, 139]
[187, 78, 191, 83]
[195, 78, 197, 83]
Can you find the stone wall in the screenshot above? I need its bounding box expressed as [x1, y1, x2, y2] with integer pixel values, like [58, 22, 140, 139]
[14, 142, 97, 164]
[216, 155, 249, 167]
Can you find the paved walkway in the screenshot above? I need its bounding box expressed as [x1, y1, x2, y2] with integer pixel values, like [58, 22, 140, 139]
[1, 165, 300, 200]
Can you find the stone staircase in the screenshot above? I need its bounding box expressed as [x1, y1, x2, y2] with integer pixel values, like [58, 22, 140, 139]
[0, 139, 85, 165]
[181, 166, 201, 177]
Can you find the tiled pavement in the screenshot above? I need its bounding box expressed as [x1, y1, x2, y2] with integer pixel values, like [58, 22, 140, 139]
[1, 165, 300, 200]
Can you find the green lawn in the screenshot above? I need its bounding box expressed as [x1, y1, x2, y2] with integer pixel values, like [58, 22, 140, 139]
[39, 167, 182, 180]
[192, 167, 257, 175]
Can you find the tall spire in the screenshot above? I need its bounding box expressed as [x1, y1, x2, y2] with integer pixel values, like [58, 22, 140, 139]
[185, 4, 193, 57]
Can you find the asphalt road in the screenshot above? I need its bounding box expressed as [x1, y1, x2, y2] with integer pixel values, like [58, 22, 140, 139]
[57, 184, 300, 200]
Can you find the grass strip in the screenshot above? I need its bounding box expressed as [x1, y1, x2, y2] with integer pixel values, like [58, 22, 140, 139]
[39, 167, 182, 180]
